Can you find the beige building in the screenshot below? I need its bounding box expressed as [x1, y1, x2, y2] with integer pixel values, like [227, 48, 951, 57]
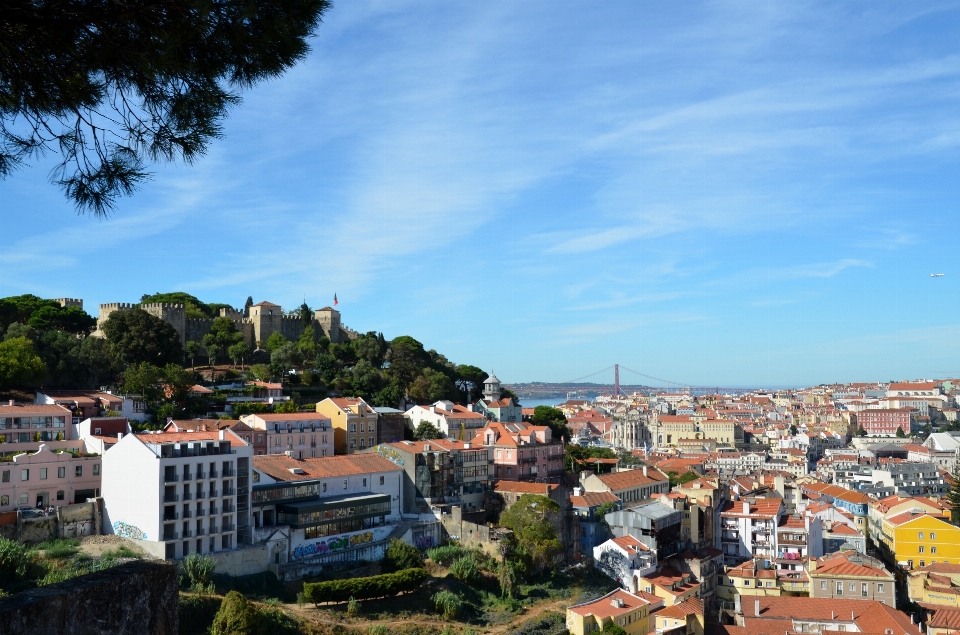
[316, 397, 378, 454]
[809, 551, 895, 605]
[240, 412, 333, 459]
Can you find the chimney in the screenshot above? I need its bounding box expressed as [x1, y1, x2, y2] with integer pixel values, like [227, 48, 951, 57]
[643, 465, 648, 477]
[755, 600, 760, 616]
[574, 486, 583, 496]
[219, 430, 225, 440]
[831, 611, 834, 620]
[117, 432, 123, 440]
[7, 400, 13, 406]
[743, 501, 750, 514]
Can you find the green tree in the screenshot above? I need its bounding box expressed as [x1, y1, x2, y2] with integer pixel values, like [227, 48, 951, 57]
[264, 332, 287, 353]
[102, 308, 183, 366]
[0, 337, 47, 388]
[789, 424, 798, 435]
[36, 329, 84, 387]
[27, 305, 96, 334]
[210, 591, 261, 635]
[271, 342, 303, 376]
[601, 624, 627, 635]
[456, 364, 487, 402]
[248, 364, 271, 382]
[228, 342, 249, 368]
[296, 326, 317, 359]
[3, 322, 36, 342]
[373, 379, 404, 409]
[594, 501, 619, 522]
[414, 420, 441, 441]
[164, 364, 196, 407]
[1, 0, 331, 215]
[349, 359, 382, 399]
[354, 334, 386, 368]
[896, 426, 906, 438]
[121, 362, 163, 403]
[185, 341, 203, 369]
[388, 336, 427, 388]
[78, 336, 116, 386]
[381, 538, 424, 573]
[296, 302, 313, 328]
[499, 494, 562, 575]
[531, 406, 571, 442]
[203, 317, 243, 364]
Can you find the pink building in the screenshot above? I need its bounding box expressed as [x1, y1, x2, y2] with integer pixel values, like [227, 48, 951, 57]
[240, 413, 334, 458]
[858, 408, 911, 435]
[474, 421, 564, 483]
[0, 402, 82, 457]
[0, 444, 102, 509]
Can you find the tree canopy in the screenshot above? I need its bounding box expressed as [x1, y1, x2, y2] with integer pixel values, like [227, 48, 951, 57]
[102, 308, 183, 366]
[1, 0, 331, 215]
[531, 406, 571, 442]
[499, 494, 562, 576]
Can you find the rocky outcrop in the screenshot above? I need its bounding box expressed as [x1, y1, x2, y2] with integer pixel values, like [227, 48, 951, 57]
[0, 560, 179, 635]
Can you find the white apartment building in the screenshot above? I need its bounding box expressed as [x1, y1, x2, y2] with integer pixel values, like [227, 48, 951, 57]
[719, 498, 784, 565]
[403, 401, 487, 437]
[241, 413, 334, 458]
[102, 429, 253, 560]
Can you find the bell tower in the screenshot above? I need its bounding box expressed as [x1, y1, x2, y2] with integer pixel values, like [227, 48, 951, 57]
[482, 371, 501, 402]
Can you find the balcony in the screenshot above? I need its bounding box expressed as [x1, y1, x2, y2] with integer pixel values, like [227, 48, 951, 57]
[222, 523, 236, 532]
[163, 531, 179, 541]
[222, 502, 235, 513]
[182, 510, 192, 519]
[197, 528, 206, 536]
[209, 525, 219, 534]
[163, 493, 179, 503]
[222, 487, 235, 497]
[182, 473, 192, 481]
[196, 471, 206, 479]
[183, 529, 193, 538]
[164, 473, 180, 483]
[209, 506, 219, 515]
[210, 470, 219, 478]
[182, 493, 192, 501]
[209, 489, 219, 498]
[196, 491, 205, 499]
[163, 512, 179, 521]
[779, 538, 806, 546]
[222, 467, 235, 477]
[518, 456, 538, 464]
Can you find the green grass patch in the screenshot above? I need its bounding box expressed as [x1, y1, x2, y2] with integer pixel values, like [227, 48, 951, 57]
[101, 545, 142, 561]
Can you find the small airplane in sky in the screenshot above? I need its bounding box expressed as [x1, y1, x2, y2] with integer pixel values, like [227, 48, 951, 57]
[931, 273, 945, 277]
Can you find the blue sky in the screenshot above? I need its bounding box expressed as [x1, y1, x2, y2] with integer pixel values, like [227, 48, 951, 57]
[4, 2, 960, 387]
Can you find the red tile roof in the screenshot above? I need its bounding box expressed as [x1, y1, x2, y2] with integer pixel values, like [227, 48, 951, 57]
[568, 589, 652, 619]
[595, 467, 669, 491]
[493, 481, 558, 495]
[570, 491, 620, 508]
[252, 453, 401, 481]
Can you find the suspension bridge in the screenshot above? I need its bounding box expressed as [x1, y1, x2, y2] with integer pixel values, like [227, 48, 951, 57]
[508, 364, 762, 398]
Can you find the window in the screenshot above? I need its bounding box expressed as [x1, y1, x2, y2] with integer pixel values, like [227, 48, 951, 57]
[932, 547, 938, 554]
[274, 437, 280, 447]
[920, 561, 926, 567]
[40, 468, 47, 480]
[919, 532, 925, 540]
[743, 580, 751, 587]
[21, 469, 29, 481]
[919, 546, 925, 553]
[258, 434, 264, 443]
[877, 583, 884, 593]
[931, 532, 937, 540]
[57, 490, 64, 500]
[322, 482, 327, 493]
[1, 470, 8, 483]
[766, 581, 773, 588]
[75, 465, 82, 477]
[862, 583, 868, 597]
[252, 471, 260, 483]
[349, 423, 356, 432]
[837, 582, 843, 595]
[363, 478, 367, 487]
[343, 479, 348, 490]
[58, 467, 65, 478]
[380, 476, 385, 486]
[908, 560, 914, 569]
[821, 581, 827, 590]
[93, 464, 100, 476]
[369, 437, 374, 447]
[18, 493, 28, 505]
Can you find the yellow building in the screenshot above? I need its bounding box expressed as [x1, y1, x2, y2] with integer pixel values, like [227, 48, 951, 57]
[883, 512, 960, 569]
[315, 397, 378, 454]
[716, 559, 783, 606]
[639, 568, 701, 606]
[566, 588, 660, 635]
[869, 495, 950, 547]
[907, 563, 960, 608]
[651, 597, 705, 635]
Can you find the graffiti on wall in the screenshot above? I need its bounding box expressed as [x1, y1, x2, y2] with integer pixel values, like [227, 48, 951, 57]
[113, 521, 147, 540]
[415, 535, 434, 549]
[595, 549, 631, 589]
[377, 445, 405, 466]
[63, 519, 94, 538]
[291, 530, 375, 561]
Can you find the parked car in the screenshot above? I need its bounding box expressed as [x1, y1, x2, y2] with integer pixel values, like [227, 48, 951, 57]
[15, 506, 44, 519]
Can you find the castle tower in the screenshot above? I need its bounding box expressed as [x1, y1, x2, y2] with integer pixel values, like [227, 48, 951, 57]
[483, 372, 501, 402]
[314, 306, 342, 343]
[248, 301, 283, 346]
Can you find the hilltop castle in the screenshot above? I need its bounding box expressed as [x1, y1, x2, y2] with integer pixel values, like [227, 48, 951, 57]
[93, 300, 357, 349]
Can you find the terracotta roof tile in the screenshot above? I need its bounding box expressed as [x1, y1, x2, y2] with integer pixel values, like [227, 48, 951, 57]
[253, 454, 401, 481]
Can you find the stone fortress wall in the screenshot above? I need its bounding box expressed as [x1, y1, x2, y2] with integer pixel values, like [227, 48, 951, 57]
[94, 299, 359, 350]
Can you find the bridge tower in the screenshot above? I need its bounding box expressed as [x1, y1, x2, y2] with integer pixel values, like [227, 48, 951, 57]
[614, 364, 620, 397]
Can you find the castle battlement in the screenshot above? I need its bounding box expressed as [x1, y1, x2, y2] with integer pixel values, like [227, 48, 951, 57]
[139, 303, 185, 310]
[56, 298, 83, 309]
[100, 302, 137, 311]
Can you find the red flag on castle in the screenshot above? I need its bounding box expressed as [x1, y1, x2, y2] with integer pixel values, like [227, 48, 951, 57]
[333, 293, 338, 306]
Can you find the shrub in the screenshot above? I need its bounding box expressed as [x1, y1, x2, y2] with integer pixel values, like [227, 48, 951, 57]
[179, 593, 222, 635]
[449, 556, 481, 585]
[432, 590, 462, 620]
[259, 605, 301, 635]
[37, 538, 80, 559]
[303, 568, 428, 605]
[0, 537, 31, 582]
[182, 553, 216, 589]
[101, 545, 141, 561]
[426, 545, 465, 566]
[346, 596, 361, 617]
[381, 538, 424, 573]
[370, 626, 389, 635]
[211, 591, 261, 635]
